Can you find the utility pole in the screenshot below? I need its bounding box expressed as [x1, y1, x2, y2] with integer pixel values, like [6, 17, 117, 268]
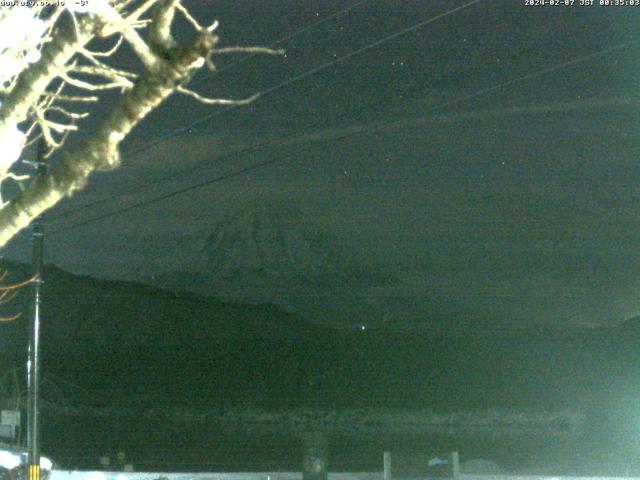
[27, 140, 46, 480]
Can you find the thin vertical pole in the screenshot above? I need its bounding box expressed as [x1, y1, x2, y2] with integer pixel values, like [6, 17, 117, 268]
[27, 140, 46, 480]
[383, 451, 392, 480]
[302, 431, 328, 480]
[450, 451, 460, 480]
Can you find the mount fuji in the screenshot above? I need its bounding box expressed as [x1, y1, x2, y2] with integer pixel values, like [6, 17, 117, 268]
[195, 198, 394, 294]
[140, 197, 401, 328]
[137, 197, 510, 332]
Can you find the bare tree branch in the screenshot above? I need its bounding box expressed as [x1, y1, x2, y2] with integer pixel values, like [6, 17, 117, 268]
[81, 35, 124, 57]
[213, 46, 286, 56]
[174, 1, 201, 31]
[0, 273, 36, 322]
[79, 49, 136, 79]
[46, 106, 90, 121]
[51, 94, 99, 103]
[176, 86, 260, 106]
[148, 0, 179, 52]
[126, 0, 161, 24]
[0, 274, 36, 291]
[59, 72, 128, 91]
[0, 15, 96, 133]
[0, 29, 221, 247]
[97, 4, 162, 71]
[0, 313, 21, 323]
[0, 2, 278, 250]
[3, 173, 29, 183]
[67, 65, 136, 89]
[72, 64, 137, 79]
[206, 46, 284, 70]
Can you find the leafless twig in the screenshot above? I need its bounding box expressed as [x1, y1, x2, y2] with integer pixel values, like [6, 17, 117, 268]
[176, 87, 260, 106]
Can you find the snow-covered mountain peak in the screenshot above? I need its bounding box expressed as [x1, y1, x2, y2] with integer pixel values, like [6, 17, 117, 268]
[195, 197, 360, 283]
[200, 198, 307, 271]
[140, 196, 398, 324]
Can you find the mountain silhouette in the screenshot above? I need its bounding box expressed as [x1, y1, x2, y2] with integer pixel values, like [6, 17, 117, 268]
[143, 197, 535, 333]
[0, 258, 330, 357]
[144, 196, 401, 328]
[195, 197, 395, 291]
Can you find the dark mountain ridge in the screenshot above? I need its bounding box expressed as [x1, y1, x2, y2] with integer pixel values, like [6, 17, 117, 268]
[0, 258, 627, 411]
[0, 259, 332, 356]
[137, 197, 411, 329]
[136, 197, 537, 335]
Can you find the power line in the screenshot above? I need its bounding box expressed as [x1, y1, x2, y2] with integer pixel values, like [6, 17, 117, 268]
[49, 38, 636, 236]
[48, 0, 484, 222]
[431, 40, 638, 111]
[188, 0, 371, 87]
[49, 155, 297, 234]
[128, 0, 485, 155]
[47, 0, 371, 222]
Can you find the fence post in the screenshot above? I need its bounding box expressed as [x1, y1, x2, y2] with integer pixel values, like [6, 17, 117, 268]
[383, 451, 392, 480]
[451, 451, 460, 480]
[302, 431, 328, 480]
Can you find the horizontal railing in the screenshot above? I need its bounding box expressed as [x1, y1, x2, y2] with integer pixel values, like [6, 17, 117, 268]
[49, 473, 639, 480]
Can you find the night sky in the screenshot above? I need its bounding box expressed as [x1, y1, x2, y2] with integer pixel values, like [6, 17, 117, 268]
[3, 0, 640, 329]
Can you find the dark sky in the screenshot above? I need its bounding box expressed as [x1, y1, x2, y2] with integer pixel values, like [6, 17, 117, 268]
[4, 0, 640, 329]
